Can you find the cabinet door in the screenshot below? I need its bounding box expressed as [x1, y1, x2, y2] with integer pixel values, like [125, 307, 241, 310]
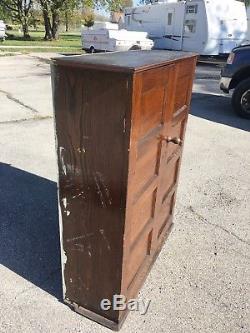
[122, 58, 196, 300]
[152, 58, 195, 247]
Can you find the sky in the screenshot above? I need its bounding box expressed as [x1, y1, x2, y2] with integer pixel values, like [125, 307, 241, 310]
[95, 0, 140, 17]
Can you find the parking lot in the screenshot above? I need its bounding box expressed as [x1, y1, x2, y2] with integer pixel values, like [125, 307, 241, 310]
[0, 54, 249, 333]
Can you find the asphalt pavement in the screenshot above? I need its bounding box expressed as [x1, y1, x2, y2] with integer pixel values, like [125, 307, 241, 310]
[0, 54, 249, 333]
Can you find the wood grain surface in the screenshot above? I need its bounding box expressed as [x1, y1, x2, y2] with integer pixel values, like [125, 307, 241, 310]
[52, 51, 197, 330]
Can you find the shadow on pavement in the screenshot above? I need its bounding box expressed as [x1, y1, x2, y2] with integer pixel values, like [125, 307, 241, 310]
[191, 92, 250, 132]
[0, 163, 62, 300]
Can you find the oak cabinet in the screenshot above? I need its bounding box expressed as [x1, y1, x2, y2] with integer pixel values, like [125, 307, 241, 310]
[51, 50, 197, 330]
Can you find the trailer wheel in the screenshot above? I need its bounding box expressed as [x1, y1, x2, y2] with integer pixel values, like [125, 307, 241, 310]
[89, 46, 95, 54]
[232, 78, 250, 119]
[129, 45, 141, 50]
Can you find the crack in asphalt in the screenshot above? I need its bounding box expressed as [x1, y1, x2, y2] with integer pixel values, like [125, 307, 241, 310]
[27, 54, 51, 64]
[0, 89, 39, 114]
[0, 115, 52, 125]
[188, 205, 250, 246]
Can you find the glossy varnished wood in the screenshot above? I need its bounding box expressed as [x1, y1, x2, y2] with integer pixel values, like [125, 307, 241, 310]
[52, 51, 197, 330]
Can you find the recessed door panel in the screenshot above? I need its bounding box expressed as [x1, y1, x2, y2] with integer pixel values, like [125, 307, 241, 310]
[123, 58, 196, 297]
[130, 189, 157, 245]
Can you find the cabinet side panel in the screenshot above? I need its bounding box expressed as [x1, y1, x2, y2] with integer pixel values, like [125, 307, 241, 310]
[52, 65, 132, 323]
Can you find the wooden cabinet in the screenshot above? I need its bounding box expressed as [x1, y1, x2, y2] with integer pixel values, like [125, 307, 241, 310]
[51, 50, 197, 330]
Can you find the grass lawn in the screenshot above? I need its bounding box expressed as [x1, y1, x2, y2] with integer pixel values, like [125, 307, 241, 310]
[0, 29, 83, 53]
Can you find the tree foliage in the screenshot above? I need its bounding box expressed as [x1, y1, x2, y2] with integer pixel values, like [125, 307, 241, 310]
[0, 0, 133, 40]
[0, 0, 33, 38]
[97, 0, 130, 12]
[39, 0, 96, 39]
[83, 12, 94, 27]
[239, 0, 250, 7]
[0, 3, 12, 21]
[39, 0, 64, 40]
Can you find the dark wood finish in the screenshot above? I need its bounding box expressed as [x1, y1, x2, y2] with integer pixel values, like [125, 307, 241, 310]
[51, 50, 197, 330]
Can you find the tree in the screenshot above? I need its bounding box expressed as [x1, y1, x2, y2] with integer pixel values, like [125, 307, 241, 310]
[39, 0, 93, 40]
[83, 12, 94, 27]
[239, 0, 250, 7]
[29, 8, 44, 30]
[38, 0, 124, 40]
[39, 0, 62, 40]
[120, 0, 132, 9]
[0, 3, 12, 21]
[62, 0, 85, 32]
[63, 0, 76, 32]
[99, 0, 132, 13]
[0, 0, 33, 39]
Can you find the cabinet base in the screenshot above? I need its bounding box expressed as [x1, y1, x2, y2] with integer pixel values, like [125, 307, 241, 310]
[64, 299, 129, 331]
[63, 223, 174, 331]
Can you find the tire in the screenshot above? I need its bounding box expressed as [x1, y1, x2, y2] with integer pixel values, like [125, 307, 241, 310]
[89, 46, 95, 54]
[232, 78, 250, 119]
[129, 45, 141, 50]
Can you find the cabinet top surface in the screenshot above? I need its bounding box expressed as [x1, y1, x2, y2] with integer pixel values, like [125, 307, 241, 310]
[52, 50, 197, 73]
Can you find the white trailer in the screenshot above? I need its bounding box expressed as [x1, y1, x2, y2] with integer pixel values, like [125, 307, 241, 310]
[123, 0, 247, 55]
[246, 7, 250, 43]
[81, 22, 153, 52]
[0, 20, 6, 41]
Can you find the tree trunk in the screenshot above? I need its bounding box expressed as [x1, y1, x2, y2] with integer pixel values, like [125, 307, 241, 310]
[65, 11, 69, 32]
[43, 9, 52, 40]
[20, 16, 30, 40]
[52, 9, 60, 40]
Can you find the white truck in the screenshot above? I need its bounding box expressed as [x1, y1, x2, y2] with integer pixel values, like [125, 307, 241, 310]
[123, 0, 248, 56]
[0, 20, 6, 41]
[246, 6, 250, 44]
[81, 22, 153, 52]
